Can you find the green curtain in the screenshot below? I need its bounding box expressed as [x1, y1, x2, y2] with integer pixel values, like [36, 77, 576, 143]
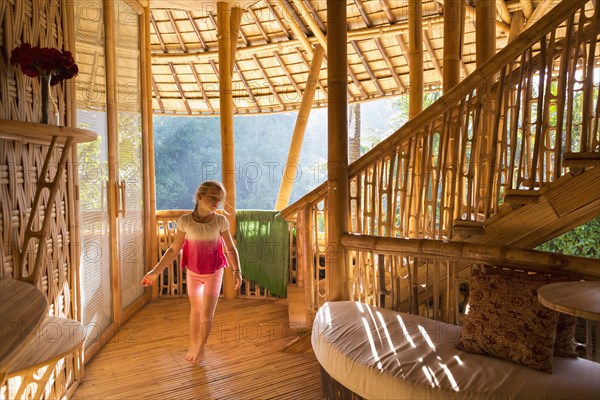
[236, 210, 289, 296]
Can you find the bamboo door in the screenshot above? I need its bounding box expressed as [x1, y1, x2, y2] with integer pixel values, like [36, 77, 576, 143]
[115, 0, 145, 309]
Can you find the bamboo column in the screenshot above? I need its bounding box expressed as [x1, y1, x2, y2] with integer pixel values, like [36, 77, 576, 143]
[408, 0, 423, 118]
[104, 0, 123, 323]
[407, 0, 423, 238]
[275, 45, 325, 210]
[326, 0, 349, 301]
[142, 6, 158, 300]
[443, 0, 463, 92]
[217, 1, 236, 300]
[477, 0, 497, 219]
[476, 0, 496, 67]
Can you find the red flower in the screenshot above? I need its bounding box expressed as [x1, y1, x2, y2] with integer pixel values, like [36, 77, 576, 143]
[11, 43, 78, 86]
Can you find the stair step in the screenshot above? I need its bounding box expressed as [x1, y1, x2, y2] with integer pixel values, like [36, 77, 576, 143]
[564, 152, 600, 175]
[504, 189, 543, 207]
[452, 220, 485, 238]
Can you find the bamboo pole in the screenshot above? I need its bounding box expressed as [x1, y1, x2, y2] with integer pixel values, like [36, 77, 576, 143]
[142, 6, 158, 300]
[276, 0, 313, 57]
[217, 1, 237, 300]
[230, 7, 241, 77]
[104, 0, 123, 323]
[275, 45, 324, 210]
[326, 0, 349, 301]
[443, 0, 463, 92]
[477, 0, 496, 66]
[408, 0, 423, 118]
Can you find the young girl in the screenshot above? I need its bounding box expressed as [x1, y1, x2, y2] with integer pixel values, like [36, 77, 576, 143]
[142, 181, 242, 365]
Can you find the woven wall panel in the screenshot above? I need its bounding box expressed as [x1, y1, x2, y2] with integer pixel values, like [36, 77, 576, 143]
[0, 0, 78, 398]
[0, 138, 73, 319]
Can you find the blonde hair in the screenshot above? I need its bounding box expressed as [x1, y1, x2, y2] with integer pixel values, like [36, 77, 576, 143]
[193, 180, 226, 210]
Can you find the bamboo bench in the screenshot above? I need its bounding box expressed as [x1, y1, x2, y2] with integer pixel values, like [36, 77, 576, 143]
[312, 301, 600, 400]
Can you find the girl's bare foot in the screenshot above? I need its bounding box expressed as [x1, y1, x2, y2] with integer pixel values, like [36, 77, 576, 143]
[186, 344, 199, 362]
[190, 344, 206, 365]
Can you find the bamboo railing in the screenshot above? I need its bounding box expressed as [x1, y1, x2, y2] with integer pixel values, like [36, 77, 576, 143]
[282, 0, 600, 315]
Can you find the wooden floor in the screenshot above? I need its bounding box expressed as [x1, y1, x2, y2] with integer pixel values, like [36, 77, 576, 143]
[72, 298, 323, 400]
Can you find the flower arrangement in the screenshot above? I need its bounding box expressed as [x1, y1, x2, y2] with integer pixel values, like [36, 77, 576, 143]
[10, 43, 78, 85]
[10, 43, 79, 124]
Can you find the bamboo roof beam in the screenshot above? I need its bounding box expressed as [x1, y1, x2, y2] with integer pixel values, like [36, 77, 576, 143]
[496, 0, 512, 25]
[168, 62, 191, 114]
[292, 0, 327, 51]
[150, 13, 167, 53]
[280, 0, 310, 36]
[167, 10, 187, 52]
[273, 51, 303, 98]
[189, 62, 214, 113]
[266, 2, 290, 39]
[303, 0, 327, 33]
[276, 0, 313, 57]
[187, 11, 208, 50]
[248, 8, 269, 43]
[350, 40, 384, 96]
[152, 14, 481, 63]
[151, 78, 165, 113]
[423, 29, 443, 83]
[233, 61, 260, 113]
[524, 0, 559, 29]
[374, 38, 406, 92]
[252, 53, 285, 109]
[353, 0, 372, 26]
[379, 0, 395, 24]
[519, 0, 535, 18]
[295, 48, 327, 98]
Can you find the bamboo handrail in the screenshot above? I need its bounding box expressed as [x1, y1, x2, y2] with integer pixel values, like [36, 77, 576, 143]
[341, 234, 600, 279]
[282, 0, 590, 221]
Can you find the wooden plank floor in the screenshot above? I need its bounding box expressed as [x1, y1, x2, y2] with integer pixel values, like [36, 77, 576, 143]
[72, 298, 323, 400]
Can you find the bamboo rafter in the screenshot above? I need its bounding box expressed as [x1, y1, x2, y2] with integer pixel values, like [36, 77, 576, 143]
[146, 0, 528, 115]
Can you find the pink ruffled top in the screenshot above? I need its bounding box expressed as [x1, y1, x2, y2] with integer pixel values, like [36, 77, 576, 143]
[177, 213, 229, 274]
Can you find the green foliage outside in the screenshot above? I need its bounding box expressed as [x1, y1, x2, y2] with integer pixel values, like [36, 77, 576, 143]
[535, 217, 600, 258]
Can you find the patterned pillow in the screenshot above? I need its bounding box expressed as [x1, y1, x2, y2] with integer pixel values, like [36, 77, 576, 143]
[455, 268, 560, 373]
[483, 266, 579, 358]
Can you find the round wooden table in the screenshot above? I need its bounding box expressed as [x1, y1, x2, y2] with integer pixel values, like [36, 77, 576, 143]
[0, 277, 48, 384]
[538, 280, 600, 361]
[538, 280, 600, 321]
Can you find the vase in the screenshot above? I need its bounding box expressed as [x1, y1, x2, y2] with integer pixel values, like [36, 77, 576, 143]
[40, 75, 58, 124]
[40, 75, 50, 124]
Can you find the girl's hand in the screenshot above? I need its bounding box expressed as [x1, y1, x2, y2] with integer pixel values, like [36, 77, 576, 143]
[234, 271, 242, 290]
[142, 271, 159, 287]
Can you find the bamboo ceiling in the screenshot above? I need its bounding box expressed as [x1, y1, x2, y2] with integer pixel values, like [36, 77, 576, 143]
[140, 0, 553, 116]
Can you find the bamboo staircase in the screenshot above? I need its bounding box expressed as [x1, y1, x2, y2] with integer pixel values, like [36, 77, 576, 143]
[281, 0, 600, 325]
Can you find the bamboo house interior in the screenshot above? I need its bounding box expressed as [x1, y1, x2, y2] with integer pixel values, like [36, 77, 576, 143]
[1, 0, 599, 399]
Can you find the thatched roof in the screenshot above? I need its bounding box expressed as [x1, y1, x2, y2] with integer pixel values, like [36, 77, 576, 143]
[146, 0, 551, 116]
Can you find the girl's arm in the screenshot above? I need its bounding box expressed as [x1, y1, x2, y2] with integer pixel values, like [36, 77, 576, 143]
[221, 229, 242, 290]
[142, 230, 186, 286]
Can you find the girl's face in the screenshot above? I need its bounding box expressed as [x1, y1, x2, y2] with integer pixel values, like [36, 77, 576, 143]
[198, 187, 223, 212]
